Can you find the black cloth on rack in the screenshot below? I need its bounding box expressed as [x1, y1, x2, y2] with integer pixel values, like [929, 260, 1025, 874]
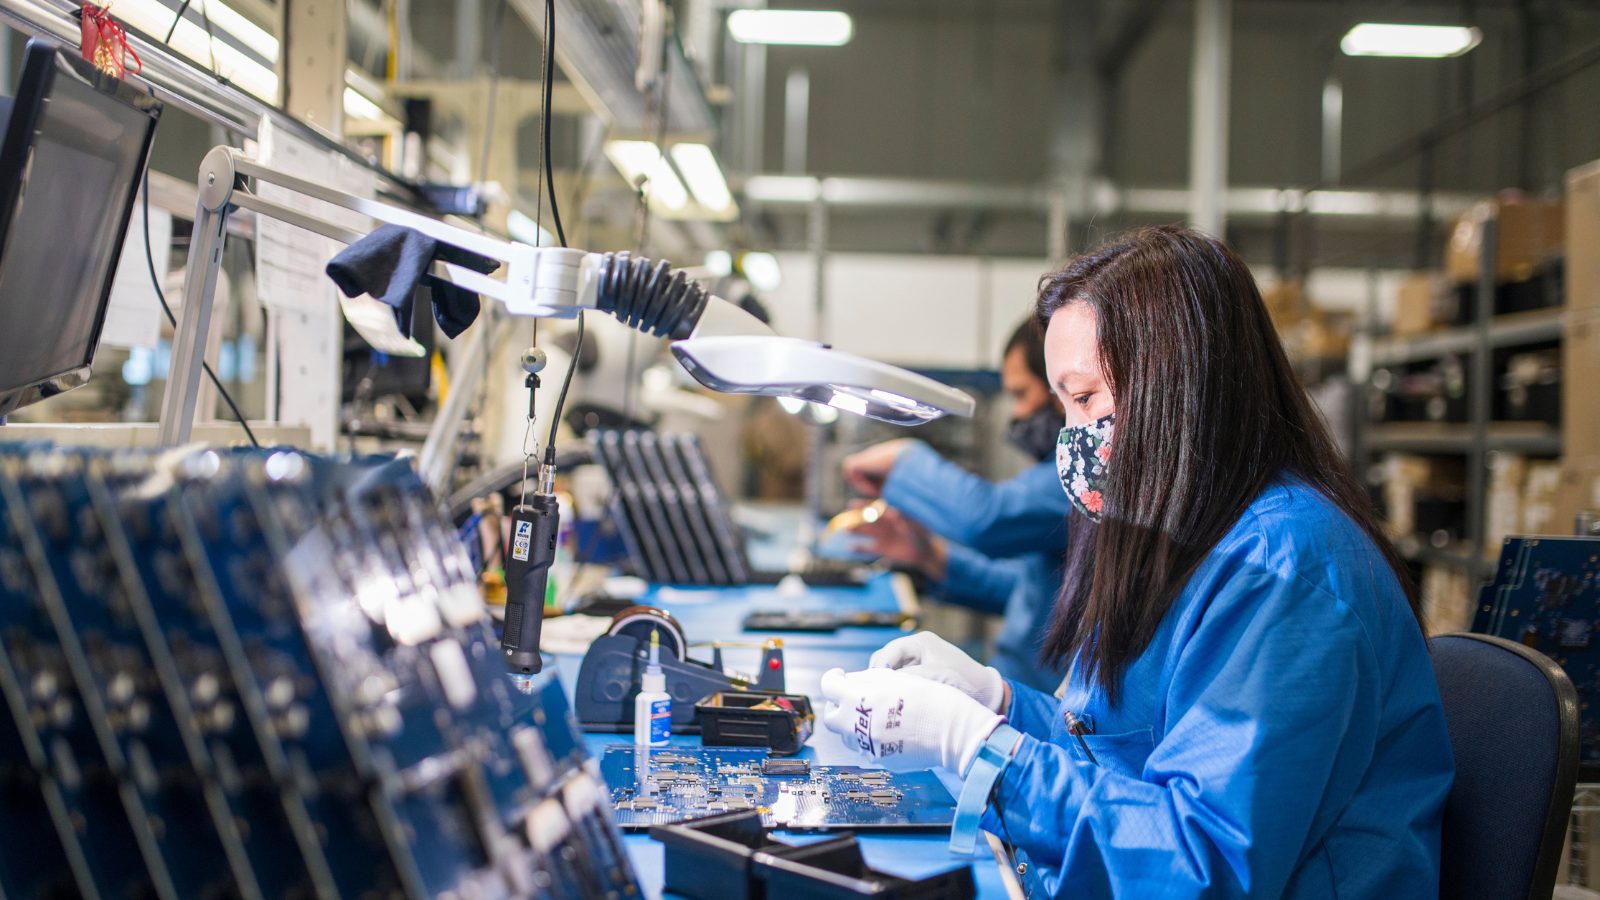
[326, 223, 500, 339]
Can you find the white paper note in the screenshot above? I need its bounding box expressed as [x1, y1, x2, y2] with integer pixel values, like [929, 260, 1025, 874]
[101, 198, 171, 350]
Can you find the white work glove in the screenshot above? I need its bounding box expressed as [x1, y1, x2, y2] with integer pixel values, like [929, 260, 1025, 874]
[869, 632, 1007, 714]
[818, 667, 1003, 774]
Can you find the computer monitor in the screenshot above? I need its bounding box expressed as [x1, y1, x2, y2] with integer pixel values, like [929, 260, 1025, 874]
[0, 40, 161, 417]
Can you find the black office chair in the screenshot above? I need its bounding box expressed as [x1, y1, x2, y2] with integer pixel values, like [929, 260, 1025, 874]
[1431, 633, 1581, 900]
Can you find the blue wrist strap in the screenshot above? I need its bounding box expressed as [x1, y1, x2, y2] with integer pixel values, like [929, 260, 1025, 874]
[949, 723, 1020, 854]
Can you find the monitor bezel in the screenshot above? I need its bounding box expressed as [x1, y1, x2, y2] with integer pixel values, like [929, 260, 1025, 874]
[0, 40, 161, 418]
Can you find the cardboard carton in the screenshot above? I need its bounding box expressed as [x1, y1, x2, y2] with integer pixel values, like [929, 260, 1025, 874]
[1446, 196, 1564, 286]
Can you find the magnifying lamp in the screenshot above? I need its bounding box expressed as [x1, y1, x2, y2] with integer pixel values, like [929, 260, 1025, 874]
[157, 147, 977, 449]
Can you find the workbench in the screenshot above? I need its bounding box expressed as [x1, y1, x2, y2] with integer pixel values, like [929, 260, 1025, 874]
[548, 572, 1013, 899]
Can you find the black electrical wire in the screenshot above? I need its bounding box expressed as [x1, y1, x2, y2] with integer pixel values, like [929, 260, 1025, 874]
[141, 173, 261, 448]
[541, 0, 580, 458]
[162, 0, 194, 43]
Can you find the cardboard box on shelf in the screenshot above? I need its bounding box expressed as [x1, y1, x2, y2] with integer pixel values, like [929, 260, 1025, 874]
[1446, 196, 1564, 286]
[1485, 452, 1529, 556]
[1567, 160, 1600, 313]
[1520, 455, 1600, 536]
[1394, 273, 1446, 336]
[1382, 454, 1466, 539]
[1262, 280, 1305, 329]
[1520, 460, 1565, 535]
[1421, 564, 1473, 635]
[1565, 314, 1600, 457]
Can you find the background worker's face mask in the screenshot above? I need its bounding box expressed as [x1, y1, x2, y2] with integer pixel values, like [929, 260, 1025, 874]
[1007, 407, 1061, 462]
[1057, 413, 1115, 521]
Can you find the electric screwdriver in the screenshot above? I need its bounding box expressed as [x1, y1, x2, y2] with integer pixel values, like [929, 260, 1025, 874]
[502, 454, 559, 674]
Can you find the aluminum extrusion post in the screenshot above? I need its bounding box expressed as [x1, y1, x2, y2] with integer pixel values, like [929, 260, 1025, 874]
[157, 148, 236, 447]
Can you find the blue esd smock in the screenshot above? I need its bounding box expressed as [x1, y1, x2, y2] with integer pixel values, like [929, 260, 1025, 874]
[881, 442, 1070, 690]
[981, 478, 1454, 898]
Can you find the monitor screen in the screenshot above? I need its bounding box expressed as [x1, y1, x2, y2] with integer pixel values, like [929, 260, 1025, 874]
[0, 41, 160, 416]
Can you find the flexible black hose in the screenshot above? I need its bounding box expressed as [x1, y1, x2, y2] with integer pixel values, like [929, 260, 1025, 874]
[593, 252, 709, 340]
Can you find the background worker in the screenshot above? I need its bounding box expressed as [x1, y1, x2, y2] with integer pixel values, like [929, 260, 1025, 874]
[842, 319, 1070, 690]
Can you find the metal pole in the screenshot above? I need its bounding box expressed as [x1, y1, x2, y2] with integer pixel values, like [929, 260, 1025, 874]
[1320, 75, 1342, 185]
[1467, 216, 1497, 554]
[783, 67, 810, 175]
[157, 155, 236, 447]
[740, 41, 767, 174]
[805, 197, 828, 518]
[1188, 0, 1230, 235]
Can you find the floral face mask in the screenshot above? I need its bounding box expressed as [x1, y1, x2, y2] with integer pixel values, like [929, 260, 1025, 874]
[1056, 413, 1115, 521]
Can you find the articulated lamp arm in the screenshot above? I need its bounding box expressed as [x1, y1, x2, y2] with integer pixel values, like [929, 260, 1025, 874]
[156, 146, 974, 450]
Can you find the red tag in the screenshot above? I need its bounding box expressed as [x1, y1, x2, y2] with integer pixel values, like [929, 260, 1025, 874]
[79, 4, 141, 78]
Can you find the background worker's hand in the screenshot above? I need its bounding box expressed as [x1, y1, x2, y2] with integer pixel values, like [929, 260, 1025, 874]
[840, 439, 914, 498]
[818, 667, 1003, 774]
[847, 506, 948, 579]
[869, 631, 1007, 713]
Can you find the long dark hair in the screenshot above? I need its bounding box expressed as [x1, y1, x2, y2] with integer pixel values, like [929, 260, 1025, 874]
[1038, 226, 1420, 699]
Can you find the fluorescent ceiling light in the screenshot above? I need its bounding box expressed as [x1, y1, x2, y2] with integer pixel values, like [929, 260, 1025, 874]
[728, 10, 853, 46]
[342, 87, 386, 122]
[669, 143, 735, 215]
[604, 140, 689, 212]
[114, 0, 391, 122]
[740, 252, 782, 292]
[1341, 23, 1481, 58]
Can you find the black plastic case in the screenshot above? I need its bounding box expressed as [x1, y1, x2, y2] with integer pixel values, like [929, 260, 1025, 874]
[695, 691, 815, 756]
[651, 811, 975, 900]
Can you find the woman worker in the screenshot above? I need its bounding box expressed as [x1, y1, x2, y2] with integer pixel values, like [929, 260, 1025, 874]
[842, 320, 1070, 690]
[819, 227, 1454, 898]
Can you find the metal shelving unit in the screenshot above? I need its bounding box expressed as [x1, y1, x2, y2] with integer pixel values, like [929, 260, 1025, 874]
[1352, 215, 1566, 570]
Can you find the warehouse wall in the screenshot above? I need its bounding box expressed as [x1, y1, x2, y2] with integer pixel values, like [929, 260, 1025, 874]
[761, 0, 1600, 195]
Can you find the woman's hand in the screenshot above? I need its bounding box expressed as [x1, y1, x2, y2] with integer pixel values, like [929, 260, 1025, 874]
[841, 439, 914, 498]
[870, 631, 1007, 713]
[818, 667, 1003, 774]
[847, 506, 948, 580]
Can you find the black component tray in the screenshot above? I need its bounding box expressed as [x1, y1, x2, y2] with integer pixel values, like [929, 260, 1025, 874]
[696, 690, 814, 756]
[652, 810, 974, 900]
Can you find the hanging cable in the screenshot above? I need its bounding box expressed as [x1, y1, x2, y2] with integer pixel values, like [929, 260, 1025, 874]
[162, 0, 194, 42]
[141, 173, 260, 447]
[541, 0, 581, 457]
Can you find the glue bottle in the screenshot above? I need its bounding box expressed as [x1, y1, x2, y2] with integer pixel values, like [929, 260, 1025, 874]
[634, 629, 671, 747]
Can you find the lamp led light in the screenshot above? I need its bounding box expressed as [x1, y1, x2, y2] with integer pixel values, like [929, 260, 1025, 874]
[728, 10, 853, 46]
[1340, 23, 1481, 58]
[826, 391, 870, 417]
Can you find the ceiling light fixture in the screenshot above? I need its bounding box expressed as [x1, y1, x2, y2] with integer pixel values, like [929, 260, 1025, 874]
[727, 10, 853, 47]
[113, 0, 392, 122]
[669, 143, 735, 216]
[604, 140, 690, 212]
[1340, 23, 1482, 58]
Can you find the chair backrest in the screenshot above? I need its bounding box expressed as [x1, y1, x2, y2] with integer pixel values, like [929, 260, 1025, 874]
[1431, 633, 1581, 900]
